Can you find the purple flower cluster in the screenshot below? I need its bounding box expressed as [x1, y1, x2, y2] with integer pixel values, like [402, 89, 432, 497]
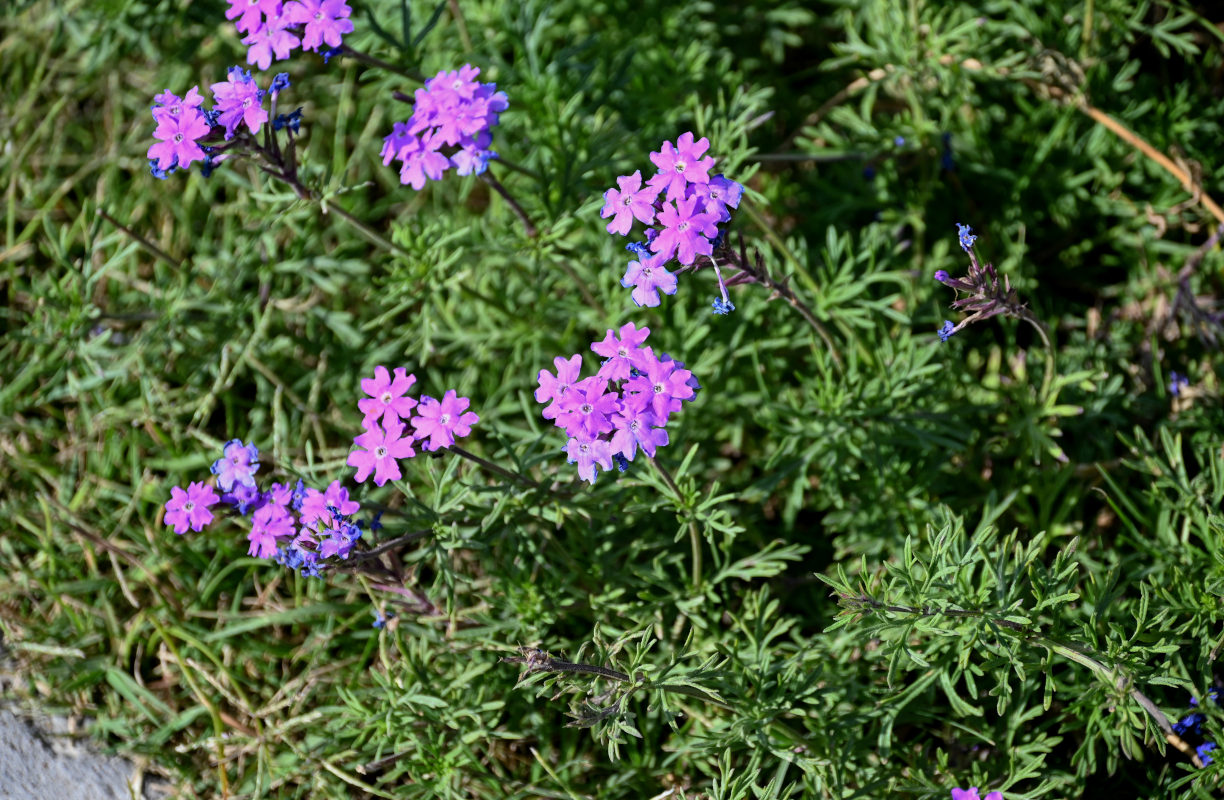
[347, 366, 480, 486]
[226, 0, 354, 71]
[599, 132, 744, 309]
[535, 323, 698, 483]
[380, 65, 509, 189]
[164, 439, 366, 577]
[148, 68, 291, 179]
[951, 789, 1003, 800]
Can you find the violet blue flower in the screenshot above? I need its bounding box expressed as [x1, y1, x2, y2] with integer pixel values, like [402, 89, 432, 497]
[164, 481, 220, 534]
[621, 254, 678, 308]
[957, 223, 977, 252]
[211, 439, 261, 492]
[565, 433, 614, 484]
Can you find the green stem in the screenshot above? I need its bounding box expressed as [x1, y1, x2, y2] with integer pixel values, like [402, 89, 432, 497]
[319, 198, 413, 260]
[852, 597, 1185, 746]
[448, 444, 548, 492]
[338, 46, 425, 82]
[649, 457, 701, 588]
[504, 649, 816, 751]
[480, 171, 536, 237]
[445, 0, 472, 52]
[95, 208, 183, 269]
[1017, 309, 1055, 404]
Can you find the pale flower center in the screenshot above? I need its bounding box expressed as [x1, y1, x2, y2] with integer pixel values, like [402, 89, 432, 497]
[381, 392, 393, 404]
[375, 446, 388, 458]
[184, 501, 195, 511]
[439, 414, 451, 425]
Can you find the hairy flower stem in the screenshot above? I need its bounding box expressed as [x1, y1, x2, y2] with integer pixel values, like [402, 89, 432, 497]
[447, 444, 549, 492]
[318, 197, 413, 259]
[228, 125, 414, 260]
[445, 0, 473, 52]
[714, 235, 842, 370]
[649, 457, 702, 588]
[847, 595, 1200, 766]
[480, 171, 536, 237]
[336, 45, 425, 83]
[504, 649, 817, 750]
[96, 208, 183, 269]
[1016, 310, 1056, 403]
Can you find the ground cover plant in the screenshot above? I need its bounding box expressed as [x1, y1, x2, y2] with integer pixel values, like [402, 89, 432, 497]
[3, 0, 1224, 797]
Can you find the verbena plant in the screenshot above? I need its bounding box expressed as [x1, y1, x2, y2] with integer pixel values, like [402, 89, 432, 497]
[2, 0, 1223, 797]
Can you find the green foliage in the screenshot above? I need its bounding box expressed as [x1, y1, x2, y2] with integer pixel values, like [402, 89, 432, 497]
[3, 0, 1224, 797]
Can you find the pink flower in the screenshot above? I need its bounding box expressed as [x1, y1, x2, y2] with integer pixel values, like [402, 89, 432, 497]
[951, 788, 1003, 800]
[553, 376, 619, 438]
[248, 501, 295, 558]
[358, 366, 419, 427]
[600, 170, 661, 235]
[164, 482, 219, 534]
[151, 87, 205, 126]
[397, 135, 451, 190]
[624, 353, 695, 422]
[610, 407, 668, 461]
[282, 0, 354, 52]
[299, 480, 360, 529]
[226, 0, 282, 34]
[210, 67, 268, 139]
[243, 17, 301, 71]
[650, 196, 719, 266]
[411, 390, 479, 452]
[592, 322, 652, 382]
[147, 107, 212, 171]
[647, 131, 715, 201]
[348, 419, 416, 486]
[536, 354, 583, 420]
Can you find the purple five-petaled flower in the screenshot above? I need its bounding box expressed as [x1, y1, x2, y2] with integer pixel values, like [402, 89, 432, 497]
[358, 366, 419, 426]
[348, 419, 416, 486]
[411, 390, 479, 452]
[164, 482, 220, 534]
[648, 131, 715, 201]
[600, 169, 662, 235]
[211, 439, 261, 492]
